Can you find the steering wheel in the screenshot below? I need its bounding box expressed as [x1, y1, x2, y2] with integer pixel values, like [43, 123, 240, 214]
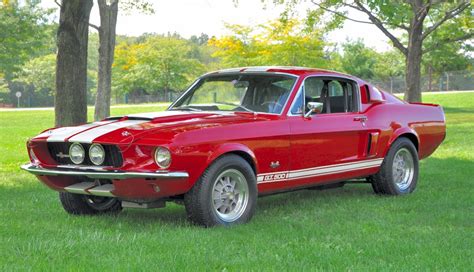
[261, 101, 283, 112]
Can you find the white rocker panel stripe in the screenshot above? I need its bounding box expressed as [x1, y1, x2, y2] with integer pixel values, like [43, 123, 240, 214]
[67, 120, 148, 143]
[257, 158, 383, 183]
[46, 121, 113, 142]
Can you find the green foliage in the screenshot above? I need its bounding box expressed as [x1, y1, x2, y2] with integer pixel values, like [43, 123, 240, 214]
[339, 39, 377, 79]
[0, 0, 55, 79]
[373, 50, 405, 80]
[113, 35, 205, 95]
[209, 18, 330, 68]
[339, 39, 405, 80]
[16, 54, 56, 94]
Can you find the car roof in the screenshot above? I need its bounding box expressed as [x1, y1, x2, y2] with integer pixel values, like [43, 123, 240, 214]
[205, 66, 359, 79]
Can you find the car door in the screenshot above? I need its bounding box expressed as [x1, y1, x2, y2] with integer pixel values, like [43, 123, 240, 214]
[287, 76, 371, 186]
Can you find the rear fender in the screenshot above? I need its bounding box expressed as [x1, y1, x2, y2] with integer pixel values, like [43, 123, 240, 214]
[384, 128, 420, 158]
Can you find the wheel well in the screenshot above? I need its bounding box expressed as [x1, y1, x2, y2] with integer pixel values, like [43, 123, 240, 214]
[398, 133, 419, 151]
[227, 151, 257, 175]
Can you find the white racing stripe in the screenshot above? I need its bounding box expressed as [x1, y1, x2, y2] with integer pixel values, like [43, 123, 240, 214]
[257, 158, 383, 183]
[67, 120, 148, 143]
[46, 121, 113, 142]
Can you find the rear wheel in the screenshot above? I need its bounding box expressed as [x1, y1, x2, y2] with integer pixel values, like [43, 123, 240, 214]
[369, 137, 419, 195]
[184, 154, 257, 227]
[59, 192, 122, 215]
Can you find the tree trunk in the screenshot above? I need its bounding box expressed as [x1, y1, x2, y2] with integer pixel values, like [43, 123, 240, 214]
[94, 0, 118, 121]
[404, 1, 427, 103]
[404, 35, 423, 102]
[55, 0, 93, 127]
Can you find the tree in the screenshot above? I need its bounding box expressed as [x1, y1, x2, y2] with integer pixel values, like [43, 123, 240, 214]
[0, 0, 54, 105]
[55, 0, 93, 126]
[91, 0, 118, 121]
[112, 35, 204, 99]
[92, 0, 155, 121]
[300, 0, 472, 102]
[16, 54, 56, 94]
[339, 39, 377, 79]
[209, 18, 329, 68]
[0, 1, 53, 79]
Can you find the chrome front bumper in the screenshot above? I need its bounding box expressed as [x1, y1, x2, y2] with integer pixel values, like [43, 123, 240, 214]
[20, 163, 189, 180]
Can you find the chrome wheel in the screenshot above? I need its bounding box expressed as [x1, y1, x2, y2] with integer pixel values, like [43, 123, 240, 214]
[392, 148, 415, 191]
[212, 169, 249, 222]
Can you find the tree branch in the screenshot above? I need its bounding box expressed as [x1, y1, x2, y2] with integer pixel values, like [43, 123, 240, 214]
[89, 23, 100, 31]
[422, 1, 471, 40]
[310, 0, 373, 24]
[352, 1, 408, 56]
[343, 2, 410, 30]
[423, 32, 474, 53]
[54, 0, 61, 8]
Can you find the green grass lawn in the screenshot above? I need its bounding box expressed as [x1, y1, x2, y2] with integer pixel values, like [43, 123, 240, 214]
[0, 93, 473, 270]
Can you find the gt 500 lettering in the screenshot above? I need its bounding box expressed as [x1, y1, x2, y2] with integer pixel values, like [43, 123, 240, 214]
[263, 173, 288, 182]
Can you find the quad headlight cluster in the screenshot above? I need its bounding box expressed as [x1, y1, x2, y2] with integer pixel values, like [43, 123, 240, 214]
[68, 143, 171, 168]
[69, 143, 105, 166]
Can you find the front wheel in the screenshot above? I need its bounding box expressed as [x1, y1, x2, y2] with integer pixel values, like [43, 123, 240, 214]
[369, 137, 419, 195]
[184, 154, 257, 227]
[59, 192, 122, 215]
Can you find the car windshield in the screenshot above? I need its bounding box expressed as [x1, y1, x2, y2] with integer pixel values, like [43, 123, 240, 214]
[170, 74, 296, 114]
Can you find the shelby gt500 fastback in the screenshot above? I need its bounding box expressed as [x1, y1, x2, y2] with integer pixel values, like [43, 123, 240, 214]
[22, 66, 446, 227]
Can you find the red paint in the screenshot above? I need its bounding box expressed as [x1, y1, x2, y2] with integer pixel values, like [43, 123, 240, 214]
[26, 67, 446, 200]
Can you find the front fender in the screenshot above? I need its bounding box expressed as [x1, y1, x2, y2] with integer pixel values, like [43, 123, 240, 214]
[206, 143, 259, 174]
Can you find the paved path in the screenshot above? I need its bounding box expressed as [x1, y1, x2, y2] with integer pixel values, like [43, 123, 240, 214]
[0, 103, 170, 112]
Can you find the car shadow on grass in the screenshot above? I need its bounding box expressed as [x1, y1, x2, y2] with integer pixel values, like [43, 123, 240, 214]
[95, 183, 377, 228]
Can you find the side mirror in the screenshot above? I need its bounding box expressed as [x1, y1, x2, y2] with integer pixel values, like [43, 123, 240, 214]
[304, 102, 324, 118]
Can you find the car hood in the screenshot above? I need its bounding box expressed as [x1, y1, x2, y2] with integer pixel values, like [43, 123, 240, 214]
[34, 110, 273, 145]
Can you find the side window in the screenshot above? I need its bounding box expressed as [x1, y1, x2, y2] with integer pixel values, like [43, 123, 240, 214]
[299, 77, 357, 115]
[290, 88, 303, 114]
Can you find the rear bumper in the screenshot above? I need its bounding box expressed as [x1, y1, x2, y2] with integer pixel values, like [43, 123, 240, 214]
[21, 163, 191, 199]
[20, 163, 189, 180]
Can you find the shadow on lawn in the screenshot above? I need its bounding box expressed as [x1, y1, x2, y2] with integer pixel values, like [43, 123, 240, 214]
[100, 183, 375, 228]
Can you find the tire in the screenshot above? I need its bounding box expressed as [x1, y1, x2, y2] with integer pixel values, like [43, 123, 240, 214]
[369, 137, 419, 195]
[59, 192, 122, 215]
[184, 154, 257, 227]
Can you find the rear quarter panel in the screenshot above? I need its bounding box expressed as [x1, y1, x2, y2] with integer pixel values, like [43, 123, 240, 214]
[366, 101, 446, 160]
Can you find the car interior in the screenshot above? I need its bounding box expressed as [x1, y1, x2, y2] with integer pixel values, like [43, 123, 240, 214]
[291, 77, 357, 115]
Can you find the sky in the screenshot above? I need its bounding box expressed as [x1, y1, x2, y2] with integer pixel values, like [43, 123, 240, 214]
[41, 0, 393, 52]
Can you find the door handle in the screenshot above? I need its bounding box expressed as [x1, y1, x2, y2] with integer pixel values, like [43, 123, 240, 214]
[353, 116, 368, 122]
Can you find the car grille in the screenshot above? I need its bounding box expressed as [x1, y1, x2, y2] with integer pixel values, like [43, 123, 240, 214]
[47, 142, 123, 167]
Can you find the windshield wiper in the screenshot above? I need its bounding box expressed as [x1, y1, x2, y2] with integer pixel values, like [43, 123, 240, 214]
[171, 106, 202, 112]
[215, 102, 255, 113]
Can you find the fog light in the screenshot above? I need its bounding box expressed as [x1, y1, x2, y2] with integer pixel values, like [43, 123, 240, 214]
[69, 143, 85, 164]
[89, 144, 106, 166]
[154, 147, 171, 169]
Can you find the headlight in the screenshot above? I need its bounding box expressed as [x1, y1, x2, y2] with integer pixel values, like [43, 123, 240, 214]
[69, 143, 85, 164]
[154, 147, 171, 169]
[89, 144, 106, 166]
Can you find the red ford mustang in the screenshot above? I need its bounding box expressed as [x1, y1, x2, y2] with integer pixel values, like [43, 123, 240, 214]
[22, 66, 446, 227]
